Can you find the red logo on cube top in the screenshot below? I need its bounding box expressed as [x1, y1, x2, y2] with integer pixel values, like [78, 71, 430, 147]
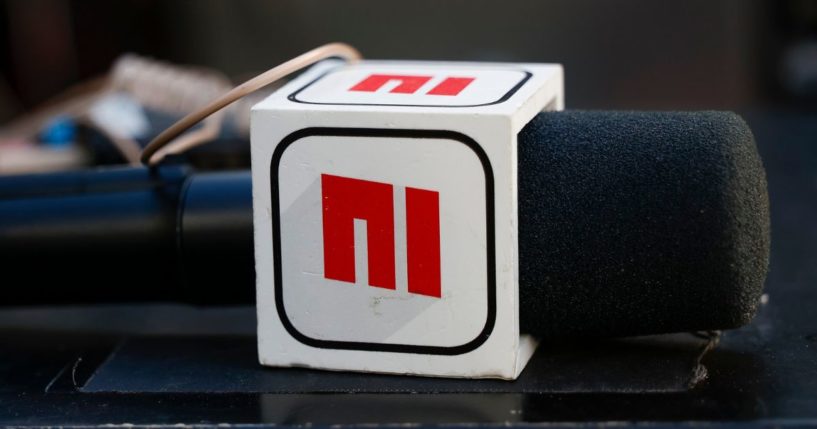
[321, 173, 441, 298]
[349, 74, 475, 97]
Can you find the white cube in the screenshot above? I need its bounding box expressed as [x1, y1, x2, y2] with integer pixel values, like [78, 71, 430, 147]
[251, 60, 563, 379]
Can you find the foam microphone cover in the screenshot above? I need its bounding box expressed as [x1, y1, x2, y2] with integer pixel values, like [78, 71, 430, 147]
[517, 111, 770, 339]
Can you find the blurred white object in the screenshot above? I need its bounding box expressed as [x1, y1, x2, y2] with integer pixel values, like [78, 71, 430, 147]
[1, 53, 233, 167]
[87, 92, 150, 140]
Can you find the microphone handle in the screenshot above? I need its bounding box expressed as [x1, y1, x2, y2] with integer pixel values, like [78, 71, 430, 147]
[0, 166, 255, 305]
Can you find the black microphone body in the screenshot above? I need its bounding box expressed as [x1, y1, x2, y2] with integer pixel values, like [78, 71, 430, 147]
[0, 111, 770, 339]
[0, 165, 256, 305]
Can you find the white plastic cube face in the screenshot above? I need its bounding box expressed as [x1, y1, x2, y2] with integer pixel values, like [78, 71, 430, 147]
[271, 129, 494, 354]
[254, 61, 562, 378]
[289, 63, 531, 107]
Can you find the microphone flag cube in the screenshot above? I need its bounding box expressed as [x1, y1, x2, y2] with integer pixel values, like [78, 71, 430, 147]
[251, 60, 563, 379]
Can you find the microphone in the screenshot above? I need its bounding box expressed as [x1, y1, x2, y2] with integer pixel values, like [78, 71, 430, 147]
[0, 111, 770, 340]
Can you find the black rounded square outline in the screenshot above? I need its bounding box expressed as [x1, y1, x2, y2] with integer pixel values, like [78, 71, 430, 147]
[270, 127, 496, 355]
[287, 69, 532, 108]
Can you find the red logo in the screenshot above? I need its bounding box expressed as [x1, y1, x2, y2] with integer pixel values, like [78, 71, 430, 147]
[321, 173, 441, 298]
[349, 74, 475, 96]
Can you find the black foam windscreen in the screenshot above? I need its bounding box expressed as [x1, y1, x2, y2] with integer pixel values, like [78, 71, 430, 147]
[518, 111, 770, 339]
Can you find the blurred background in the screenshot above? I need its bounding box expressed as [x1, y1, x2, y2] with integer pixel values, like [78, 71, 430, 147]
[0, 0, 815, 175]
[2, 4, 817, 425]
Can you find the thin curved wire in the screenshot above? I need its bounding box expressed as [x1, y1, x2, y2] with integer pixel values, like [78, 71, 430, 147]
[140, 42, 362, 166]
